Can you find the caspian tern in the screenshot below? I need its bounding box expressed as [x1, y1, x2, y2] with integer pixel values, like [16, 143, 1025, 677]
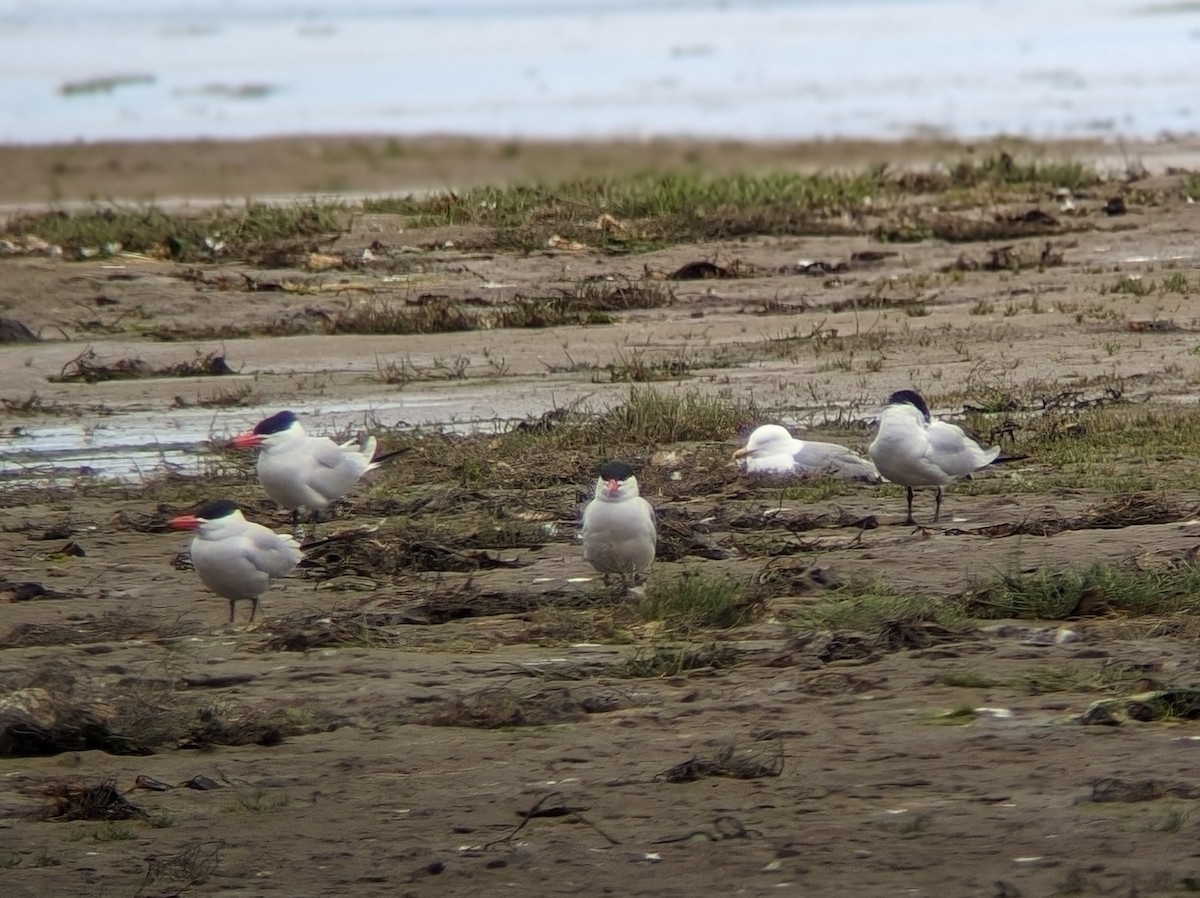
[734, 424, 880, 482]
[868, 389, 1001, 524]
[581, 461, 657, 583]
[230, 411, 388, 534]
[168, 499, 302, 623]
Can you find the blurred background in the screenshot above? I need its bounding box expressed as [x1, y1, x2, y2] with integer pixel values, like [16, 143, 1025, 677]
[3, 0, 1199, 146]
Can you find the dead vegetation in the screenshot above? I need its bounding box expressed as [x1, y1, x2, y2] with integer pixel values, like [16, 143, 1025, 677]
[659, 742, 784, 783]
[42, 779, 147, 821]
[49, 347, 235, 384]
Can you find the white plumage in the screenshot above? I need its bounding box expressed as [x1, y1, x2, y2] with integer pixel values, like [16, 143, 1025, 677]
[869, 389, 1001, 524]
[232, 411, 380, 531]
[169, 500, 302, 622]
[734, 423, 880, 482]
[581, 461, 657, 581]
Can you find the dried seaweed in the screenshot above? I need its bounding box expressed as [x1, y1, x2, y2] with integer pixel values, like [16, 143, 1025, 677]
[660, 742, 784, 783]
[43, 778, 147, 821]
[50, 347, 235, 383]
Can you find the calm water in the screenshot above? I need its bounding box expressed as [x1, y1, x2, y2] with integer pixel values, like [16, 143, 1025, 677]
[1, 0, 1198, 143]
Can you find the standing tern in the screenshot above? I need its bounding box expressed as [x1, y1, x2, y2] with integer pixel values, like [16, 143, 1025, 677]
[581, 461, 657, 584]
[868, 389, 1001, 524]
[230, 411, 395, 534]
[168, 499, 302, 623]
[734, 423, 880, 482]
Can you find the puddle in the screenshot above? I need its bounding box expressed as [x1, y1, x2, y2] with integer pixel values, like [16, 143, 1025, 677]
[0, 386, 603, 486]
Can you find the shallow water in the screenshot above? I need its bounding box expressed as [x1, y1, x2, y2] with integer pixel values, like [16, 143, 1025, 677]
[3, 0, 1198, 143]
[0, 393, 564, 485]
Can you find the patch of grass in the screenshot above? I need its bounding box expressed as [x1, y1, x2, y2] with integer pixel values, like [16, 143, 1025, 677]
[1145, 808, 1188, 833]
[566, 276, 675, 311]
[327, 293, 614, 336]
[599, 348, 693, 383]
[373, 353, 471, 384]
[221, 789, 291, 813]
[617, 642, 743, 678]
[935, 670, 1003, 688]
[922, 705, 978, 726]
[892, 152, 1099, 196]
[364, 170, 890, 248]
[788, 582, 965, 631]
[639, 570, 756, 633]
[1160, 272, 1193, 294]
[581, 387, 762, 445]
[964, 563, 1200, 620]
[1011, 405, 1200, 492]
[1102, 275, 1152, 296]
[91, 821, 138, 841]
[30, 848, 61, 868]
[3, 202, 344, 262]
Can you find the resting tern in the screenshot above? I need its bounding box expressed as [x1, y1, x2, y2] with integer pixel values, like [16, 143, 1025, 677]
[868, 389, 1001, 524]
[734, 423, 880, 482]
[581, 461, 657, 583]
[168, 499, 302, 623]
[230, 411, 391, 534]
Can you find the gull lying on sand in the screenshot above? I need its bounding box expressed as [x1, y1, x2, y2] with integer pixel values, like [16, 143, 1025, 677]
[734, 424, 880, 482]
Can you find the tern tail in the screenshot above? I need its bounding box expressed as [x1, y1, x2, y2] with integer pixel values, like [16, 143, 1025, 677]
[370, 446, 412, 466]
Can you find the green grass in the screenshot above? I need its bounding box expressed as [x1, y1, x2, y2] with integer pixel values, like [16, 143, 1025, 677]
[90, 822, 137, 842]
[4, 202, 344, 261]
[0, 154, 1152, 263]
[638, 570, 754, 633]
[934, 670, 1003, 689]
[616, 642, 743, 678]
[964, 563, 1200, 619]
[788, 582, 966, 631]
[948, 403, 1200, 493]
[1102, 275, 1152, 296]
[580, 387, 761, 445]
[363, 169, 890, 249]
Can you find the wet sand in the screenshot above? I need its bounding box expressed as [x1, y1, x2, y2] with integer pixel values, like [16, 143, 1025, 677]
[3, 136, 1200, 896]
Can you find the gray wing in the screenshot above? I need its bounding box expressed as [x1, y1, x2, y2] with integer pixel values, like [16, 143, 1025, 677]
[926, 422, 1000, 478]
[245, 526, 302, 578]
[793, 441, 881, 482]
[311, 437, 352, 470]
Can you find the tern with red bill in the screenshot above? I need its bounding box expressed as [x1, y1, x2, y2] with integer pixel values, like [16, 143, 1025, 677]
[868, 389, 1002, 524]
[734, 423, 880, 482]
[230, 411, 395, 535]
[168, 499, 302, 623]
[581, 461, 657, 582]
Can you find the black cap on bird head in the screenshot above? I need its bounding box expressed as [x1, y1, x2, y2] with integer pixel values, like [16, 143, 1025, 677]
[193, 499, 240, 521]
[885, 390, 931, 423]
[253, 410, 298, 436]
[598, 461, 635, 483]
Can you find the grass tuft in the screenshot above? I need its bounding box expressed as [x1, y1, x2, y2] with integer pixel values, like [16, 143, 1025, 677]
[964, 563, 1200, 619]
[638, 570, 756, 633]
[4, 202, 344, 261]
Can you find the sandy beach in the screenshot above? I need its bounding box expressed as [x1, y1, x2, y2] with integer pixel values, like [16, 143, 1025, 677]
[4, 133, 1200, 896]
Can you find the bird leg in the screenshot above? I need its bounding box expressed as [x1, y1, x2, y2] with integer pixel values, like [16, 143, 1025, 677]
[904, 486, 917, 526]
[249, 597, 259, 622]
[933, 487, 944, 523]
[228, 598, 238, 624]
